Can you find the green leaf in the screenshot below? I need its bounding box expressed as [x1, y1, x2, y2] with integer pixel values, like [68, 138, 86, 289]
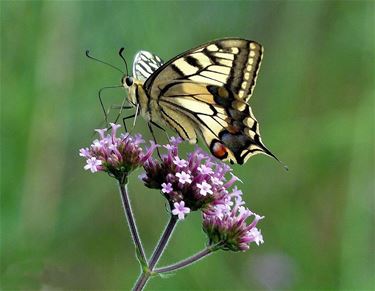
[157, 272, 175, 279]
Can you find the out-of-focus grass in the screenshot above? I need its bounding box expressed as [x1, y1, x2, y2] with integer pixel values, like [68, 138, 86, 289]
[1, 1, 374, 290]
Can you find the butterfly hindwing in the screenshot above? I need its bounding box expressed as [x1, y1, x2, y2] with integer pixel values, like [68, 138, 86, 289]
[157, 81, 272, 164]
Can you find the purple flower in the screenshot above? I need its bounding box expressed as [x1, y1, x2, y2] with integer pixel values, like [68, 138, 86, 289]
[198, 164, 213, 175]
[141, 137, 235, 211]
[247, 227, 264, 246]
[173, 157, 188, 168]
[211, 177, 223, 186]
[142, 137, 244, 214]
[79, 147, 91, 158]
[161, 182, 173, 194]
[196, 181, 213, 196]
[172, 201, 190, 220]
[79, 123, 156, 181]
[176, 171, 192, 185]
[203, 199, 264, 251]
[84, 157, 102, 173]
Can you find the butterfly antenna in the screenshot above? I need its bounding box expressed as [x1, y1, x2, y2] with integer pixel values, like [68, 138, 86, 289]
[85, 50, 124, 74]
[119, 47, 129, 76]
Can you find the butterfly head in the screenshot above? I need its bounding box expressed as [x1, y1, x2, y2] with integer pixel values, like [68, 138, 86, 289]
[119, 46, 133, 89]
[117, 47, 138, 107]
[121, 75, 137, 106]
[121, 75, 133, 88]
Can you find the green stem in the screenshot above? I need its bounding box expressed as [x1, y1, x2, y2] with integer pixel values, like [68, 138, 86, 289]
[133, 215, 178, 291]
[118, 182, 147, 266]
[155, 247, 212, 273]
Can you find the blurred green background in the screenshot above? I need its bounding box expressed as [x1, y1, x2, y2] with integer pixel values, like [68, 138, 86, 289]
[1, 1, 374, 290]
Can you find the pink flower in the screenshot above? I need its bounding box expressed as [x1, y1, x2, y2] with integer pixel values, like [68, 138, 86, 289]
[161, 182, 173, 194]
[247, 227, 264, 246]
[196, 181, 213, 196]
[197, 164, 213, 175]
[203, 205, 265, 251]
[172, 201, 190, 220]
[176, 171, 192, 184]
[142, 137, 243, 214]
[211, 177, 223, 186]
[173, 157, 188, 168]
[79, 147, 91, 158]
[84, 157, 102, 173]
[79, 123, 156, 180]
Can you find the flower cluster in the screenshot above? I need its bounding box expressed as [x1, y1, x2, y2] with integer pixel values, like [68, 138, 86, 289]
[140, 137, 264, 251]
[79, 123, 156, 181]
[141, 137, 235, 212]
[203, 201, 264, 252]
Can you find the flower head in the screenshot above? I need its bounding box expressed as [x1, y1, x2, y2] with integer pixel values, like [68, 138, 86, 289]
[79, 124, 156, 181]
[203, 198, 264, 252]
[141, 137, 235, 212]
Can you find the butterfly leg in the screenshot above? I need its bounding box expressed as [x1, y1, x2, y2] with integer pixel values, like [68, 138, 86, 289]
[110, 105, 134, 110]
[101, 104, 134, 131]
[97, 85, 123, 126]
[113, 96, 131, 125]
[150, 120, 165, 132]
[150, 120, 169, 140]
[148, 122, 163, 159]
[121, 114, 136, 132]
[92, 111, 132, 139]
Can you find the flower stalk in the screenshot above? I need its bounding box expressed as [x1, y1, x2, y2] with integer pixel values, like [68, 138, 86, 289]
[134, 215, 178, 291]
[118, 181, 147, 266]
[155, 241, 224, 274]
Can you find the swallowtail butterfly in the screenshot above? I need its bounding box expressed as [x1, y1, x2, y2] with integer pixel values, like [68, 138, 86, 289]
[122, 38, 278, 164]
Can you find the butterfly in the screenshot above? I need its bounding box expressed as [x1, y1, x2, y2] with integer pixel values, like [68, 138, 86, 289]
[122, 38, 278, 165]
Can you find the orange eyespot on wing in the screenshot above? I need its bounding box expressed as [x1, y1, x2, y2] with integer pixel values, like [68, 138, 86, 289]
[210, 140, 228, 160]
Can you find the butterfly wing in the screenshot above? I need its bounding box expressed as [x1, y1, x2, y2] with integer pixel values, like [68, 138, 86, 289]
[133, 50, 164, 81]
[144, 38, 262, 101]
[143, 38, 276, 164]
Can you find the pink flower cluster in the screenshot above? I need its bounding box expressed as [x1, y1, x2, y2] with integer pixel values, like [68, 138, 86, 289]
[203, 202, 264, 251]
[141, 137, 264, 251]
[79, 123, 156, 181]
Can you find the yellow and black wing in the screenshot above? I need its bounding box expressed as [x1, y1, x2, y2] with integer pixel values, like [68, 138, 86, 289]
[133, 50, 164, 81]
[143, 38, 276, 164]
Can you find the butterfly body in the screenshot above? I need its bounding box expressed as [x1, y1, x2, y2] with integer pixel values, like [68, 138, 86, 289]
[122, 38, 277, 164]
[125, 79, 149, 119]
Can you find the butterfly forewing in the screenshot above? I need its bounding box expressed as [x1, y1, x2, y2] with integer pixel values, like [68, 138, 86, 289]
[144, 39, 263, 101]
[140, 38, 275, 164]
[133, 50, 164, 82]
